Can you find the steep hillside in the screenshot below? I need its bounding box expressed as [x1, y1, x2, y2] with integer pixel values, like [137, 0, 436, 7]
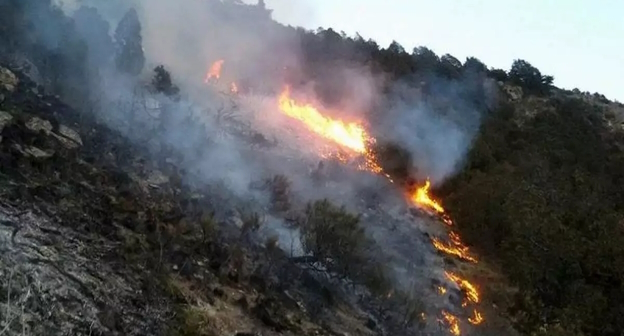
[1, 1, 623, 336]
[0, 66, 393, 336]
[439, 84, 624, 336]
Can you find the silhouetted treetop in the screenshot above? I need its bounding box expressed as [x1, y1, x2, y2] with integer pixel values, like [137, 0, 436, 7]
[114, 8, 145, 76]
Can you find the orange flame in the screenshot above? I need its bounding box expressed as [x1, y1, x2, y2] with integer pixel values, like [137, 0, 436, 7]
[230, 82, 238, 94]
[205, 59, 224, 83]
[431, 233, 478, 263]
[411, 179, 445, 214]
[278, 86, 369, 153]
[274, 84, 485, 332]
[445, 271, 480, 304]
[442, 215, 454, 226]
[468, 310, 484, 325]
[440, 311, 461, 336]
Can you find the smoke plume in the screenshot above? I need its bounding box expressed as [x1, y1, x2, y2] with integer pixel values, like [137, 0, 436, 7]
[4, 1, 495, 334]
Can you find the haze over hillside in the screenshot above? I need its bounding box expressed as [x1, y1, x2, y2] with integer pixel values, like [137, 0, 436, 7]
[255, 0, 624, 103]
[1, 1, 623, 336]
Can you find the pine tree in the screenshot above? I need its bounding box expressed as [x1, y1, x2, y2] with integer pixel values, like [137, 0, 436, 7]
[114, 8, 145, 76]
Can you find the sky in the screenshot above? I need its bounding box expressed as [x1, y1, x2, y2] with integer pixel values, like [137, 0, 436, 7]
[256, 0, 623, 102]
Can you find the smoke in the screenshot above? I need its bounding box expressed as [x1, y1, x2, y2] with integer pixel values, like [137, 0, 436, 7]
[4, 1, 492, 334]
[379, 76, 494, 184]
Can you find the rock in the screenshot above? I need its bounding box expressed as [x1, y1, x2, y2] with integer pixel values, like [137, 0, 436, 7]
[58, 124, 83, 146]
[0, 67, 19, 92]
[97, 307, 122, 331]
[25, 146, 54, 159]
[25, 116, 53, 134]
[228, 214, 244, 229]
[146, 170, 169, 185]
[502, 84, 523, 101]
[213, 287, 226, 298]
[0, 111, 13, 135]
[12, 144, 54, 159]
[365, 317, 377, 330]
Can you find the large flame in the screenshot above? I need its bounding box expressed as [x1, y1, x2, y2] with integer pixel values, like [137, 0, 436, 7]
[272, 83, 484, 335]
[278, 86, 369, 153]
[411, 178, 445, 214]
[445, 271, 480, 304]
[205, 59, 224, 83]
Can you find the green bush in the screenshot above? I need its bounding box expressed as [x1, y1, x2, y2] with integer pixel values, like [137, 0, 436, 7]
[298, 199, 391, 297]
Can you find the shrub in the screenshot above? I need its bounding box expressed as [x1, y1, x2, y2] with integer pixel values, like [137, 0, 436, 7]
[297, 199, 391, 297]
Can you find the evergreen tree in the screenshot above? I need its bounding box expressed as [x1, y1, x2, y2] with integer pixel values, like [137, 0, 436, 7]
[114, 8, 145, 76]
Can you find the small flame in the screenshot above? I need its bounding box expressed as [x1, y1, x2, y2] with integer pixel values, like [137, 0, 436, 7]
[440, 311, 461, 336]
[442, 215, 454, 226]
[205, 59, 224, 83]
[411, 179, 445, 214]
[468, 310, 484, 325]
[278, 86, 369, 153]
[445, 271, 480, 304]
[437, 286, 448, 295]
[230, 82, 238, 93]
[431, 232, 478, 263]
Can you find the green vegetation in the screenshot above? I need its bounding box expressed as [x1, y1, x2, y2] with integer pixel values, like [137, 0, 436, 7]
[297, 199, 392, 297]
[439, 96, 624, 335]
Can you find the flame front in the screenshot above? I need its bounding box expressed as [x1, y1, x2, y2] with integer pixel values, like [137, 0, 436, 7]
[205, 59, 224, 83]
[445, 271, 480, 304]
[441, 311, 461, 336]
[411, 178, 445, 214]
[468, 310, 484, 325]
[272, 83, 484, 335]
[278, 86, 368, 153]
[431, 233, 478, 263]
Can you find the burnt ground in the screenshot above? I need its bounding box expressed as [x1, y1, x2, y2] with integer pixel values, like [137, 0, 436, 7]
[0, 66, 394, 336]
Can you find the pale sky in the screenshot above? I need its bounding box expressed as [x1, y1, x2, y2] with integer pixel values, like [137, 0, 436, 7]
[259, 0, 623, 102]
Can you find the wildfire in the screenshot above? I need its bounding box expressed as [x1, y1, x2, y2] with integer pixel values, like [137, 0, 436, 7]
[431, 232, 478, 263]
[271, 83, 484, 335]
[440, 311, 461, 336]
[411, 179, 445, 214]
[204, 59, 224, 83]
[445, 271, 480, 304]
[468, 310, 484, 325]
[278, 86, 369, 153]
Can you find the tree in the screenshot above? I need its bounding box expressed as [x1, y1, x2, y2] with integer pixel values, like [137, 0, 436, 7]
[463, 57, 488, 74]
[508, 59, 553, 95]
[412, 46, 439, 72]
[489, 68, 509, 82]
[114, 8, 145, 76]
[439, 53, 462, 79]
[151, 65, 180, 99]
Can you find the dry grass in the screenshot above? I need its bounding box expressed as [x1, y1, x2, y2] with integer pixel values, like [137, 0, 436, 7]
[167, 275, 256, 336]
